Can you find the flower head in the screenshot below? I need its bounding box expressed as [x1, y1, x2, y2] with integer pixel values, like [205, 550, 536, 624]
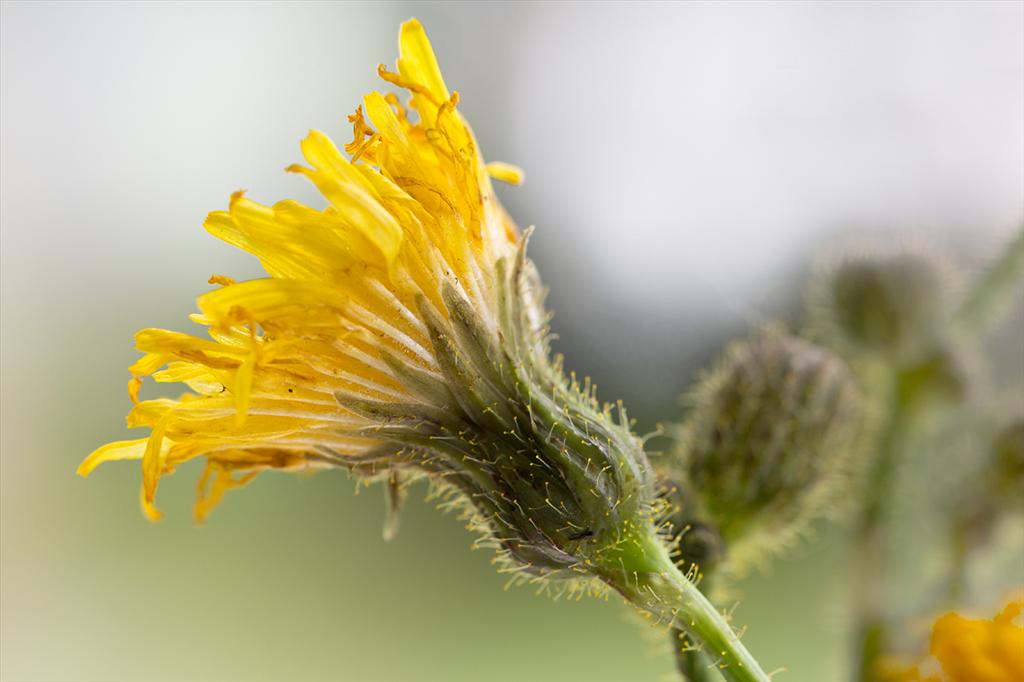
[80, 19, 655, 583]
[892, 597, 1024, 682]
[77, 22, 776, 679]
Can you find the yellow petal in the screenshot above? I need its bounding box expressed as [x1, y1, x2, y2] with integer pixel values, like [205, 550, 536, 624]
[152, 361, 218, 385]
[294, 131, 405, 268]
[130, 352, 172, 378]
[128, 377, 143, 405]
[397, 18, 450, 112]
[140, 483, 164, 522]
[194, 463, 260, 523]
[486, 162, 525, 186]
[298, 129, 377, 195]
[205, 195, 351, 281]
[362, 91, 418, 167]
[127, 398, 177, 429]
[142, 414, 169, 506]
[197, 277, 348, 328]
[234, 353, 256, 425]
[135, 328, 246, 362]
[78, 438, 150, 477]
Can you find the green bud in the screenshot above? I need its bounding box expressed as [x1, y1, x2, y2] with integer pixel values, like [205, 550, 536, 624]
[808, 244, 956, 365]
[671, 331, 860, 572]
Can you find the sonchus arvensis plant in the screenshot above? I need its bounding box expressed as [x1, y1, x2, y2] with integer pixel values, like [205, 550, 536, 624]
[80, 19, 769, 682]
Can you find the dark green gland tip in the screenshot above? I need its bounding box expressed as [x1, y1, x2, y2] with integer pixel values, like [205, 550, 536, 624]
[672, 331, 860, 565]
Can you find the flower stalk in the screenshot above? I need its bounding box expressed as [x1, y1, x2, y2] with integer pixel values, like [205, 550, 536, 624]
[591, 531, 769, 682]
[670, 570, 720, 682]
[851, 374, 905, 682]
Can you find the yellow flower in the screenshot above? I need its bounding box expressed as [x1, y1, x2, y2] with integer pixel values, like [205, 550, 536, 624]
[895, 597, 1024, 682]
[78, 21, 774, 681]
[79, 19, 527, 523]
[77, 17, 658, 585]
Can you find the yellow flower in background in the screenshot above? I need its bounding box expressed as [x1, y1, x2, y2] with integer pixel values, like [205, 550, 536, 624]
[896, 597, 1024, 682]
[929, 599, 1024, 682]
[79, 19, 526, 523]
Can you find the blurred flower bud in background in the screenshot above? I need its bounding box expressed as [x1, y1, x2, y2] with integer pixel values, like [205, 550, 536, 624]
[806, 243, 961, 370]
[664, 330, 860, 575]
[831, 255, 947, 359]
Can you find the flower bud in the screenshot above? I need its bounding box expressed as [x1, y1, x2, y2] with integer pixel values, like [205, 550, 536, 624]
[808, 245, 955, 366]
[671, 331, 860, 571]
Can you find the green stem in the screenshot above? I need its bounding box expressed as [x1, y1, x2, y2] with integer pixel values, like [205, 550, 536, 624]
[851, 524, 887, 682]
[954, 226, 1024, 337]
[596, 531, 769, 682]
[670, 552, 721, 681]
[851, 374, 908, 682]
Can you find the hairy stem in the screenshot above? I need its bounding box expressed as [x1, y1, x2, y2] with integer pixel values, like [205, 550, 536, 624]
[596, 531, 769, 682]
[669, 546, 721, 681]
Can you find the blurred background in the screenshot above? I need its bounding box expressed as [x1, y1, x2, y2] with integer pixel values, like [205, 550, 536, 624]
[1, 2, 1021, 681]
